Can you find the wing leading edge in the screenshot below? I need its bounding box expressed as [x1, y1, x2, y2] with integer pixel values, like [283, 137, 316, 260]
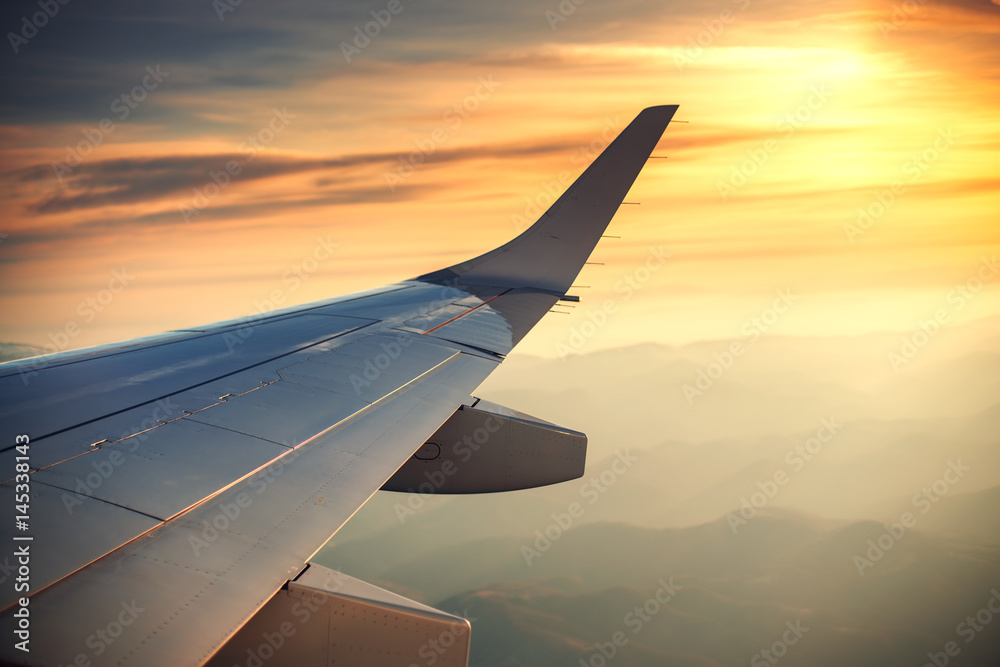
[0, 105, 678, 666]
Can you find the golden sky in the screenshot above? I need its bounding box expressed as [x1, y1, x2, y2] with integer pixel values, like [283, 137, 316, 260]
[1, 0, 998, 357]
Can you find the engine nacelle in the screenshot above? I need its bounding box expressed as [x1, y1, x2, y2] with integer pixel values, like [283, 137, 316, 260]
[381, 397, 587, 494]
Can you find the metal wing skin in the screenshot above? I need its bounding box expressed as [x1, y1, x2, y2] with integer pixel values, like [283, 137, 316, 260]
[0, 105, 678, 666]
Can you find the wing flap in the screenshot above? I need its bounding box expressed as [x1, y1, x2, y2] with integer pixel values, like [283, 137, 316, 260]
[206, 564, 470, 666]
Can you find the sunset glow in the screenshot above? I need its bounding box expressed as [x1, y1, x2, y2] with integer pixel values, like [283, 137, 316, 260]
[1, 0, 998, 357]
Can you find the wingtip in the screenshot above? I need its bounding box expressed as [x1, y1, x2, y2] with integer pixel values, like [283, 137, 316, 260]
[416, 105, 679, 292]
[636, 105, 681, 128]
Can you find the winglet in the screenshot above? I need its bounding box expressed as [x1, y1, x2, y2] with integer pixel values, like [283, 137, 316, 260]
[417, 105, 678, 294]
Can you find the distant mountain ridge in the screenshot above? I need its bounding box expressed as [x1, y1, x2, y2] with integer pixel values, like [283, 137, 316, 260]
[321, 512, 1000, 667]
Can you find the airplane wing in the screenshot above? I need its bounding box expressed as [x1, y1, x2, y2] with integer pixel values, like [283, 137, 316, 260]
[0, 104, 678, 666]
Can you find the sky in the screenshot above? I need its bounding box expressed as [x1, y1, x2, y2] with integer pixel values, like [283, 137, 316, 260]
[1, 0, 998, 358]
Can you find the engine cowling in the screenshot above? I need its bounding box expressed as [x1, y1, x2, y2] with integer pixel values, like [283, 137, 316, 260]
[381, 397, 587, 494]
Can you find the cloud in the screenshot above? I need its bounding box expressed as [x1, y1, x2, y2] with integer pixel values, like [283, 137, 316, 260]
[10, 138, 585, 216]
[0, 0, 889, 123]
[939, 0, 1000, 12]
[1, 0, 997, 358]
[9, 120, 802, 218]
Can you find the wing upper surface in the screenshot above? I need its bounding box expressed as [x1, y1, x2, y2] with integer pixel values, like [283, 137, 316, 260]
[10, 350, 497, 666]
